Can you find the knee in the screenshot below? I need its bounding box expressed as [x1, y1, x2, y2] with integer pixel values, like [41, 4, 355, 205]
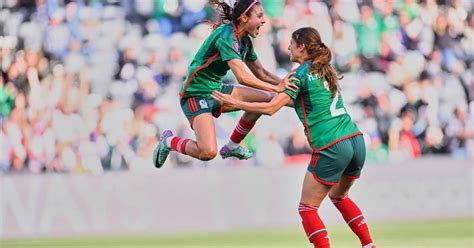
[328, 194, 348, 204]
[199, 149, 217, 161]
[262, 91, 273, 102]
[300, 193, 324, 208]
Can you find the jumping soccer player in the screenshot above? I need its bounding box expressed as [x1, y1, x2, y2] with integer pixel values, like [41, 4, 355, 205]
[212, 27, 376, 248]
[152, 0, 297, 168]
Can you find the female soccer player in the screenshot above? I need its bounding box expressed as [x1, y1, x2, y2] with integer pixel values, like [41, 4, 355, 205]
[212, 27, 376, 248]
[152, 0, 297, 168]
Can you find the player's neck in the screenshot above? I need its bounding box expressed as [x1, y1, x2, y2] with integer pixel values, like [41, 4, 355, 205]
[238, 31, 248, 39]
[233, 22, 248, 39]
[302, 56, 313, 65]
[296, 58, 309, 65]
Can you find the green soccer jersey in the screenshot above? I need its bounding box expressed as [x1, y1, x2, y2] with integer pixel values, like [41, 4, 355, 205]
[179, 23, 258, 99]
[283, 62, 361, 151]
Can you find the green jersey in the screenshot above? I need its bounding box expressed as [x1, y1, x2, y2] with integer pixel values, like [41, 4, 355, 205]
[283, 62, 361, 151]
[179, 23, 258, 99]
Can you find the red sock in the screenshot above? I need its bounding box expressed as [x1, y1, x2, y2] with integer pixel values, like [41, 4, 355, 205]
[170, 137, 191, 154]
[330, 196, 373, 246]
[298, 203, 330, 248]
[230, 118, 255, 143]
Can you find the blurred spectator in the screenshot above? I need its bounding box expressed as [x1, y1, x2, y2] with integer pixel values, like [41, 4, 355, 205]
[255, 132, 285, 167]
[445, 104, 474, 158]
[388, 108, 422, 159]
[0, 78, 16, 120]
[353, 3, 382, 71]
[1, 0, 473, 173]
[284, 127, 312, 156]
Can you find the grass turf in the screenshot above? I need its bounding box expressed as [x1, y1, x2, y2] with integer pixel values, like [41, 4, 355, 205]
[1, 218, 472, 248]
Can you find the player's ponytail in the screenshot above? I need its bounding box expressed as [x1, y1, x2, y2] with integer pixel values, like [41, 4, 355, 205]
[209, 0, 233, 29]
[292, 27, 342, 97]
[209, 0, 261, 30]
[312, 42, 340, 98]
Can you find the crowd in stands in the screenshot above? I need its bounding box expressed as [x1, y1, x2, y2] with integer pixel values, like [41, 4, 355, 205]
[1, 0, 473, 173]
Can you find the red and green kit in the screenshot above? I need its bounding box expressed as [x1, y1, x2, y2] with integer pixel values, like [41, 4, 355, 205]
[179, 23, 258, 123]
[284, 62, 365, 185]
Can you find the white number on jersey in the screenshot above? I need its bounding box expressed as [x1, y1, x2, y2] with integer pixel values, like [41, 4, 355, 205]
[324, 81, 346, 117]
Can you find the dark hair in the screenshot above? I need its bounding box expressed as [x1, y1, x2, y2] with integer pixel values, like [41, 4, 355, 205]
[208, 0, 261, 29]
[292, 27, 342, 97]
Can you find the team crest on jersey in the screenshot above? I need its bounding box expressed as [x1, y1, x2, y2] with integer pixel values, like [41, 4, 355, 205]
[199, 99, 209, 109]
[233, 41, 240, 53]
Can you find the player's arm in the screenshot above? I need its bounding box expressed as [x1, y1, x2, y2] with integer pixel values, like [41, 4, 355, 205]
[228, 59, 298, 93]
[212, 91, 292, 116]
[245, 59, 281, 85]
[228, 59, 280, 92]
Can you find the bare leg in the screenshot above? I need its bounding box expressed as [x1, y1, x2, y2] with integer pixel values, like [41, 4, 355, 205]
[153, 113, 218, 167]
[155, 86, 272, 165]
[328, 176, 354, 199]
[182, 113, 218, 161]
[223, 85, 273, 111]
[224, 85, 273, 136]
[300, 171, 332, 206]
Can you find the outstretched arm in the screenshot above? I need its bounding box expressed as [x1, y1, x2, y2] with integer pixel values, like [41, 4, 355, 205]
[228, 59, 298, 93]
[212, 91, 292, 116]
[245, 59, 281, 85]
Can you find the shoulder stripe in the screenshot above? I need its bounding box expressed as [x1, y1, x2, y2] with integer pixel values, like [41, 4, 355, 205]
[180, 52, 220, 99]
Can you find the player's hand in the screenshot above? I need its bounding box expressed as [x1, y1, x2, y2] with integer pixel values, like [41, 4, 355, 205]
[211, 91, 237, 108]
[277, 72, 299, 93]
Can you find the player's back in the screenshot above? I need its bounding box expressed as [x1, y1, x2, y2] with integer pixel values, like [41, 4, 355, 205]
[291, 62, 361, 150]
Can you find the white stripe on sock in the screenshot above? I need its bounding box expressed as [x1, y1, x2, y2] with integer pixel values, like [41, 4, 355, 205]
[307, 228, 326, 240]
[176, 138, 184, 153]
[165, 136, 174, 147]
[347, 214, 364, 224]
[236, 125, 250, 134]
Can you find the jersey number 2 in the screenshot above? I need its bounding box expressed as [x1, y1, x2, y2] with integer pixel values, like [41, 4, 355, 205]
[324, 82, 346, 117]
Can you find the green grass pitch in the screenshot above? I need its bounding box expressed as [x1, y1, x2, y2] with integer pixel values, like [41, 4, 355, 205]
[2, 218, 472, 248]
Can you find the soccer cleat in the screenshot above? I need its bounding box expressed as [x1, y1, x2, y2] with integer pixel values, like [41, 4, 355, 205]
[152, 130, 174, 168]
[219, 144, 254, 160]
